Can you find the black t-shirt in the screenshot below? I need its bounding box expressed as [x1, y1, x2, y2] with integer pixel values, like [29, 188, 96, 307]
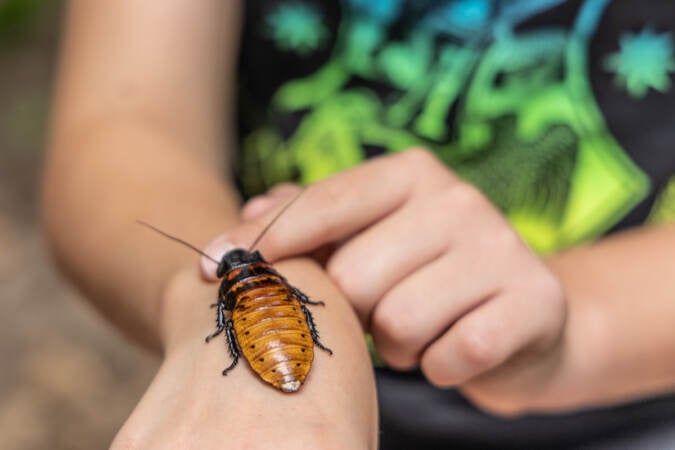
[237, 0, 675, 448]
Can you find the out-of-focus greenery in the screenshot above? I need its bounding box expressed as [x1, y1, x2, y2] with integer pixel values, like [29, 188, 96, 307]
[0, 0, 49, 45]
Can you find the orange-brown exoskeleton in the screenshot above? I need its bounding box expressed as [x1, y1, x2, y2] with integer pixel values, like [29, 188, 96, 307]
[137, 194, 332, 393]
[205, 248, 332, 392]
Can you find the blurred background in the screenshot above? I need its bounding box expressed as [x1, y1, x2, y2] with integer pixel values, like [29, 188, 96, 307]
[0, 2, 158, 448]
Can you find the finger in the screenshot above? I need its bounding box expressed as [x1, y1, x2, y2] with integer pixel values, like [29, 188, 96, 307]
[228, 149, 454, 261]
[202, 183, 302, 280]
[200, 237, 236, 281]
[199, 190, 306, 280]
[368, 248, 501, 369]
[241, 183, 302, 222]
[327, 188, 498, 324]
[325, 199, 447, 321]
[267, 182, 303, 197]
[420, 283, 563, 387]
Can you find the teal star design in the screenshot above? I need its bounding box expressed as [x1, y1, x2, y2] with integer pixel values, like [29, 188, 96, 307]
[604, 28, 675, 98]
[265, 2, 329, 56]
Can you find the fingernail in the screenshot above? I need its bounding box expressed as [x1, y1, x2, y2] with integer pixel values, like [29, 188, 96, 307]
[200, 237, 235, 281]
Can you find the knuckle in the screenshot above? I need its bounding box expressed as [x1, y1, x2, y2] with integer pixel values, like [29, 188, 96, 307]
[454, 324, 500, 370]
[446, 183, 490, 213]
[489, 225, 523, 251]
[370, 302, 423, 367]
[508, 270, 567, 345]
[400, 147, 442, 172]
[326, 257, 365, 301]
[378, 346, 418, 371]
[526, 270, 566, 312]
[538, 273, 565, 303]
[390, 148, 454, 192]
[371, 302, 407, 345]
[421, 361, 455, 388]
[372, 291, 434, 370]
[537, 273, 567, 330]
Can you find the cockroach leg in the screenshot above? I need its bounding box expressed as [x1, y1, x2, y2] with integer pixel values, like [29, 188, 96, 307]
[222, 319, 240, 375]
[205, 301, 226, 342]
[302, 305, 333, 355]
[293, 287, 325, 306]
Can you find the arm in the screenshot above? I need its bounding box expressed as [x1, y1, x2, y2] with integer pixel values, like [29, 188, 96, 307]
[209, 150, 675, 416]
[44, 0, 240, 349]
[540, 225, 675, 409]
[43, 2, 377, 448]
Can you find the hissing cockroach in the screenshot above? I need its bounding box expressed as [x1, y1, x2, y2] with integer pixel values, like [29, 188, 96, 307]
[206, 247, 332, 392]
[137, 194, 332, 393]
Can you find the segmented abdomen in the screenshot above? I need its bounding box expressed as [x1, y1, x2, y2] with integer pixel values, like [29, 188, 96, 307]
[228, 266, 314, 392]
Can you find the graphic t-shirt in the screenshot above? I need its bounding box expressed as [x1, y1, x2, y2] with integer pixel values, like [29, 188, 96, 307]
[236, 0, 675, 448]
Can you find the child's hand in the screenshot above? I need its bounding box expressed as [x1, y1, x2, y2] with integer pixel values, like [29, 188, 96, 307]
[202, 149, 567, 415]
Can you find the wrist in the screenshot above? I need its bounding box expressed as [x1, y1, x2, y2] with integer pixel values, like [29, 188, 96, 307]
[158, 262, 212, 354]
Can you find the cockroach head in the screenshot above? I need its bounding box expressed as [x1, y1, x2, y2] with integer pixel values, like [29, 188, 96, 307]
[216, 249, 266, 277]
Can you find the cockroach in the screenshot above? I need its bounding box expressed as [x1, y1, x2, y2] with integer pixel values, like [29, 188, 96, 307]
[137, 194, 332, 393]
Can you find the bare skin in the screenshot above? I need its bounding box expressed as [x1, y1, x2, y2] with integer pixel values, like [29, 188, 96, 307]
[43, 0, 675, 447]
[112, 261, 376, 449]
[203, 151, 675, 416]
[42, 2, 377, 449]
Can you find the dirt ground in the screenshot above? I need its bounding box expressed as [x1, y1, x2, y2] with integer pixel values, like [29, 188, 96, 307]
[0, 6, 159, 450]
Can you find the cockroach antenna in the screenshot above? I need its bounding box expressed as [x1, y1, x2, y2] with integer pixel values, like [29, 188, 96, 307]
[137, 189, 304, 260]
[136, 221, 220, 264]
[247, 189, 304, 252]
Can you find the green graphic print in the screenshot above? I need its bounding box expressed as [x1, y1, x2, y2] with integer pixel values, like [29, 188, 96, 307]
[240, 0, 673, 254]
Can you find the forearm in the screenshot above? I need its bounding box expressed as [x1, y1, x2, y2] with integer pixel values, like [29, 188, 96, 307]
[42, 123, 240, 349]
[546, 224, 675, 409]
[43, 0, 240, 350]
